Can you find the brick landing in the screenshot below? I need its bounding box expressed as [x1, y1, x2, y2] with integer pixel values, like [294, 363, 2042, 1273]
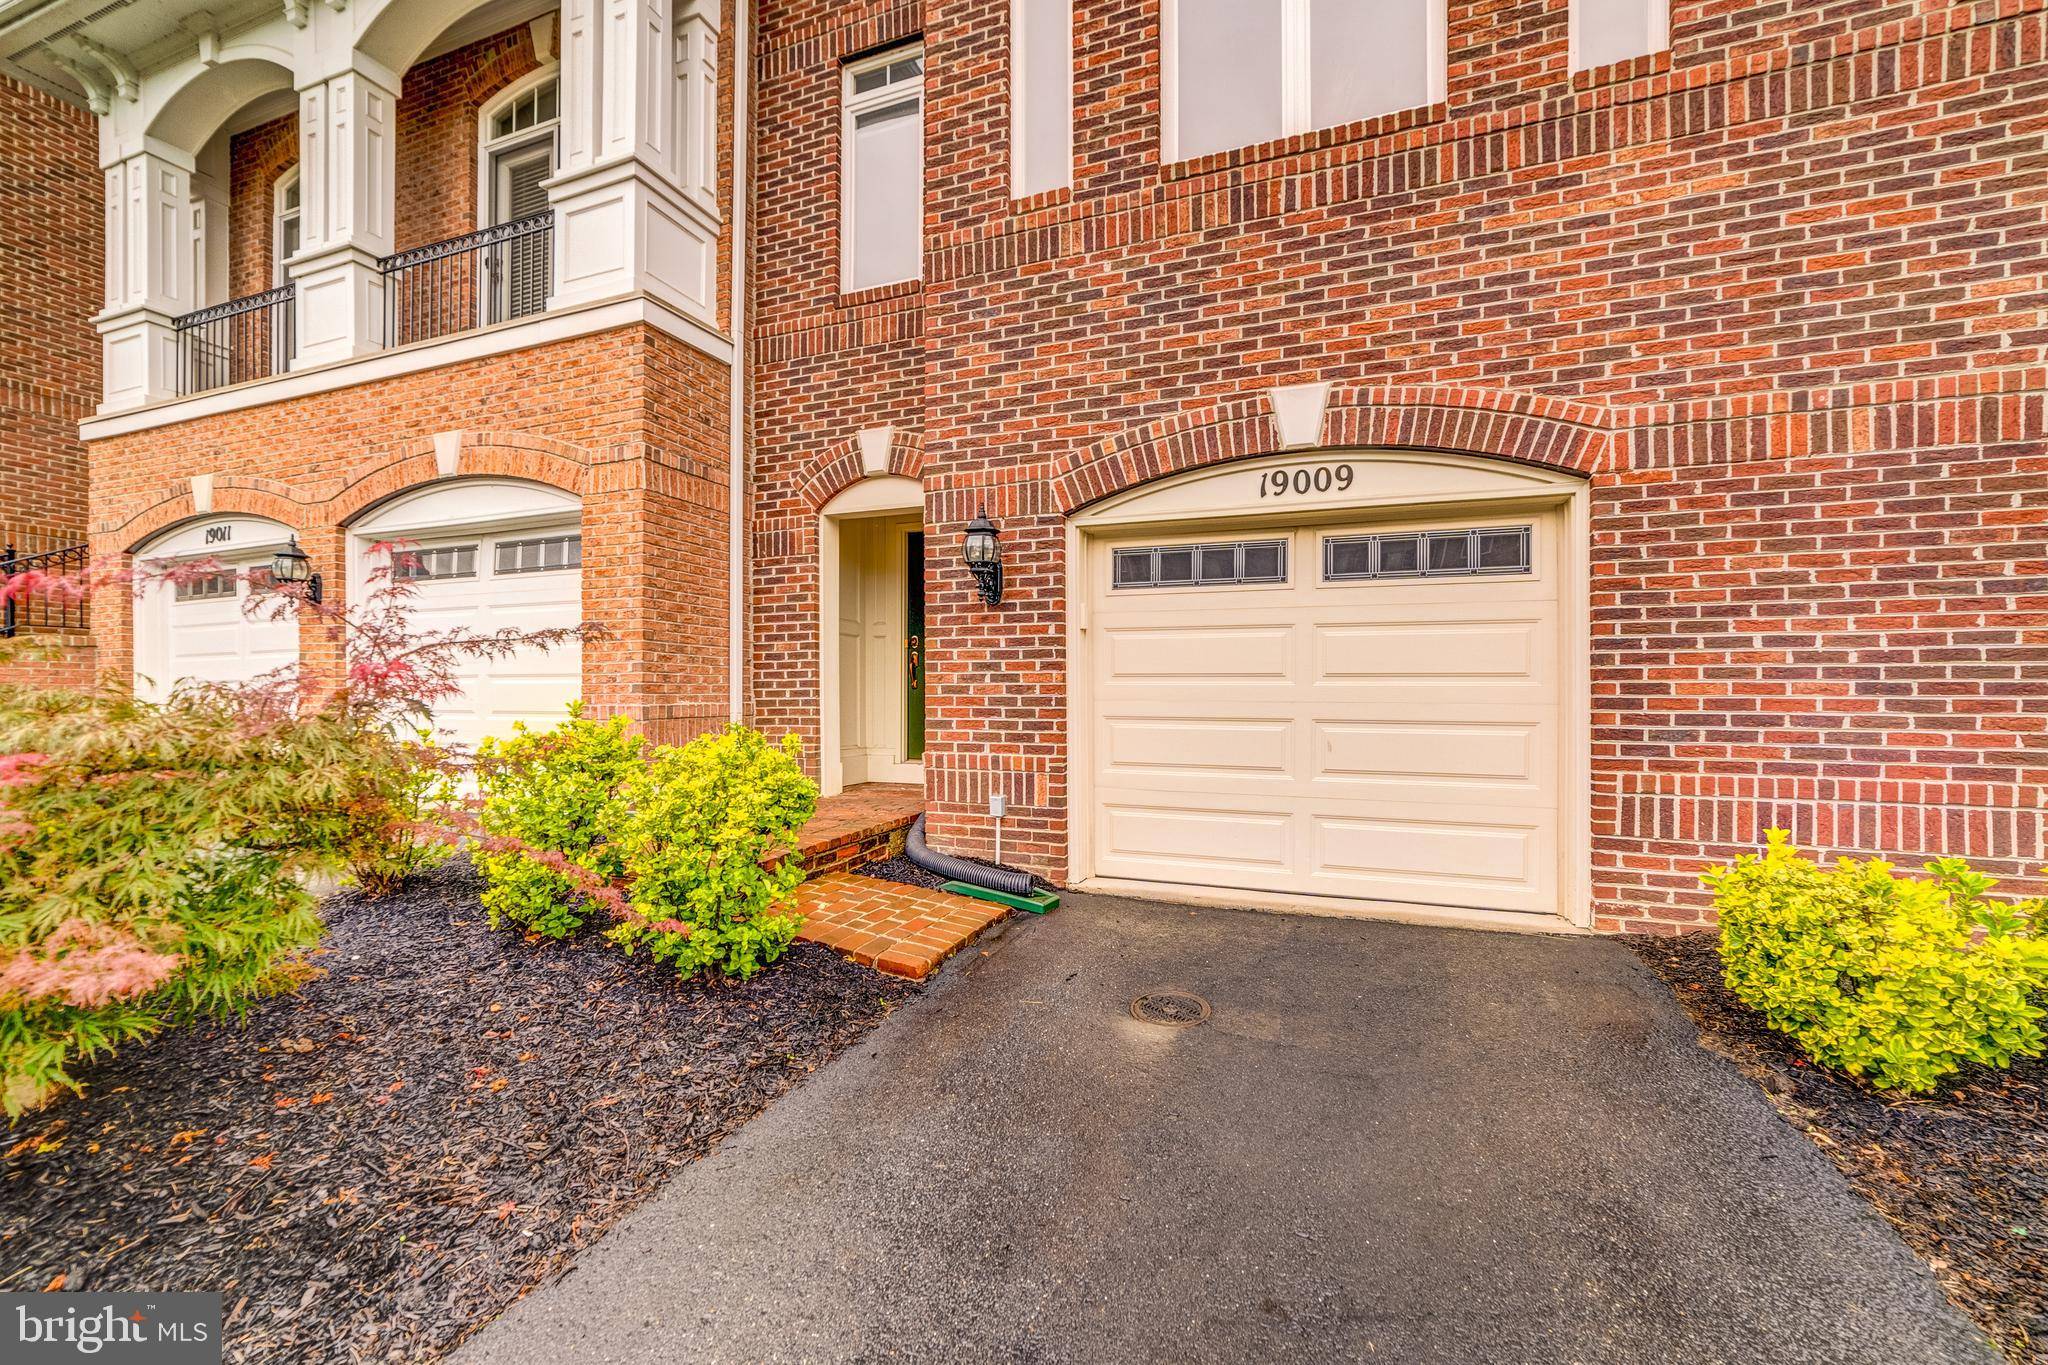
[789, 782, 925, 875]
[795, 872, 1007, 981]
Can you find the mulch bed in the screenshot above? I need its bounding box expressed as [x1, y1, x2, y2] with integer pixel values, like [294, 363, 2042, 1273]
[0, 860, 918, 1363]
[1628, 932, 2048, 1362]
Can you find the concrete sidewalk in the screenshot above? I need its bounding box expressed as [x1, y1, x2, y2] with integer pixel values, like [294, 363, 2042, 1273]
[455, 891, 1992, 1364]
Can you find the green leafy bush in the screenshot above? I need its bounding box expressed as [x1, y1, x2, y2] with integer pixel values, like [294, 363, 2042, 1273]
[342, 732, 457, 898]
[474, 706, 645, 937]
[1705, 831, 2048, 1093]
[606, 726, 818, 981]
[0, 687, 352, 1115]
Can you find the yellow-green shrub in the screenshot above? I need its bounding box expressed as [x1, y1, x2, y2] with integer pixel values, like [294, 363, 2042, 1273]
[474, 707, 644, 937]
[1705, 831, 2048, 1093]
[606, 726, 817, 981]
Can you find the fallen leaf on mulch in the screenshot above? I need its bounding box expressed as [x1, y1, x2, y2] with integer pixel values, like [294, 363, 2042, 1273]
[1629, 933, 2048, 1362]
[1, 860, 917, 1364]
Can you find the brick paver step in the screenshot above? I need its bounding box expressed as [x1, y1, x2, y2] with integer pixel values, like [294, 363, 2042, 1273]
[793, 872, 1008, 981]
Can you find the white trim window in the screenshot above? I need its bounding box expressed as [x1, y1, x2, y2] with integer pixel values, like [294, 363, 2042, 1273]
[842, 44, 924, 293]
[1011, 0, 1073, 199]
[1162, 0, 1447, 163]
[273, 169, 301, 288]
[1571, 0, 1670, 72]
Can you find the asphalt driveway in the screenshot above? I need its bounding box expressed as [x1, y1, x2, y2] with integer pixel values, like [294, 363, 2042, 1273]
[455, 892, 1993, 1364]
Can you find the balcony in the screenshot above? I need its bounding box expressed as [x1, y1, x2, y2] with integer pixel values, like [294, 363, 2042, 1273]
[169, 214, 557, 400]
[383, 212, 555, 349]
[174, 285, 295, 398]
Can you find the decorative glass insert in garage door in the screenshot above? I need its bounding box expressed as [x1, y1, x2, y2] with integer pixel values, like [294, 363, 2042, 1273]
[1322, 525, 1532, 582]
[1111, 538, 1288, 590]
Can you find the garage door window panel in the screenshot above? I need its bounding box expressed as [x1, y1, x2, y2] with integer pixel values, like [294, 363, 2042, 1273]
[174, 570, 237, 602]
[495, 534, 582, 574]
[1111, 539, 1288, 591]
[1323, 526, 1532, 583]
[396, 545, 479, 581]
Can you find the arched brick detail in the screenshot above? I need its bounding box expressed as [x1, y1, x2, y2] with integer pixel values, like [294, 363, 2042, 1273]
[795, 428, 926, 512]
[329, 431, 591, 525]
[1052, 386, 1614, 515]
[109, 485, 307, 553]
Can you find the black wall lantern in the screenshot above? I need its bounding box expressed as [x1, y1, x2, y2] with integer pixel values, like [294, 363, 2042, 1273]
[963, 508, 1003, 607]
[271, 536, 323, 604]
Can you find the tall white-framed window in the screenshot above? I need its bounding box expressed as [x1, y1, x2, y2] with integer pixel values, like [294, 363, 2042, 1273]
[1012, 0, 1073, 199]
[1571, 0, 1669, 72]
[842, 43, 924, 294]
[1161, 0, 1446, 164]
[478, 70, 561, 322]
[272, 169, 301, 288]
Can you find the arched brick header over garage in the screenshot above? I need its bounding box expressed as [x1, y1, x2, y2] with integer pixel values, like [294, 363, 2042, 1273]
[1052, 386, 1616, 515]
[329, 432, 591, 527]
[107, 480, 307, 553]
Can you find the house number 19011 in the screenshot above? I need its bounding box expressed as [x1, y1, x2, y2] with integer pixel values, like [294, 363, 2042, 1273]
[1257, 465, 1356, 499]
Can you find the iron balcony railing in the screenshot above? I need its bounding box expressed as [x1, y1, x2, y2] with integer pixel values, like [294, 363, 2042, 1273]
[173, 284, 296, 397]
[0, 542, 89, 638]
[380, 211, 555, 348]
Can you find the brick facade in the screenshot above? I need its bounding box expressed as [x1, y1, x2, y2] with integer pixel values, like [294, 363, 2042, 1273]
[0, 75, 96, 556]
[745, 0, 2048, 930]
[38, 0, 2048, 932]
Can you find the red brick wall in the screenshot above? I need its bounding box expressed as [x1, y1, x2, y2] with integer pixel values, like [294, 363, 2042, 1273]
[87, 326, 732, 741]
[0, 75, 96, 555]
[395, 25, 547, 251]
[228, 113, 298, 298]
[746, 0, 2048, 930]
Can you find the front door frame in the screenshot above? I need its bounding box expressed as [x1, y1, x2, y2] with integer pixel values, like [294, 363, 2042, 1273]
[817, 475, 925, 797]
[1065, 449, 1594, 930]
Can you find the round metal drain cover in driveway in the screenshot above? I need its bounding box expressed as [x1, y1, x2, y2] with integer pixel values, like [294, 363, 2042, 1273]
[1130, 990, 1210, 1027]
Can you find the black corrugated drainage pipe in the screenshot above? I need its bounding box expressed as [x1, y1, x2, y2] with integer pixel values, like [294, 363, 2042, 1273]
[905, 813, 1034, 898]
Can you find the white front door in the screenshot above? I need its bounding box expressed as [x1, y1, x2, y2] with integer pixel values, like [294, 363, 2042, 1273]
[1087, 511, 1564, 915]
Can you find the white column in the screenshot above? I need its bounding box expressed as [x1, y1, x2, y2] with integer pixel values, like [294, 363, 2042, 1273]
[289, 63, 399, 367]
[548, 0, 721, 321]
[95, 144, 198, 412]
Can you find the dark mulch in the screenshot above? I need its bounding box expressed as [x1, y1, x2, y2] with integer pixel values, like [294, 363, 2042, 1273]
[0, 860, 918, 1363]
[854, 853, 1060, 895]
[1629, 932, 2048, 1362]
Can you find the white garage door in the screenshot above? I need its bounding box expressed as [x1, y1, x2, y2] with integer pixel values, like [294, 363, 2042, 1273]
[353, 480, 584, 753]
[379, 528, 582, 751]
[1088, 510, 1562, 915]
[134, 516, 300, 701]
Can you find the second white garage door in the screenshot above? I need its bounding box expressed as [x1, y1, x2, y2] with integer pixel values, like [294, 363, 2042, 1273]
[1087, 510, 1562, 915]
[353, 480, 583, 752]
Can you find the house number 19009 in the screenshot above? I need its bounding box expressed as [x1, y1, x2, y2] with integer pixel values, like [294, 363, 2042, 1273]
[1257, 465, 1356, 499]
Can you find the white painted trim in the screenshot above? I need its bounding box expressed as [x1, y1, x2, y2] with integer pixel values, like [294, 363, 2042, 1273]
[1009, 0, 1074, 199]
[1159, 0, 1447, 163]
[273, 167, 301, 289]
[817, 476, 924, 797]
[1267, 381, 1330, 449]
[350, 477, 581, 537]
[729, 0, 751, 724]
[1075, 877, 1591, 936]
[1064, 449, 1595, 929]
[1569, 0, 1671, 73]
[81, 294, 735, 440]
